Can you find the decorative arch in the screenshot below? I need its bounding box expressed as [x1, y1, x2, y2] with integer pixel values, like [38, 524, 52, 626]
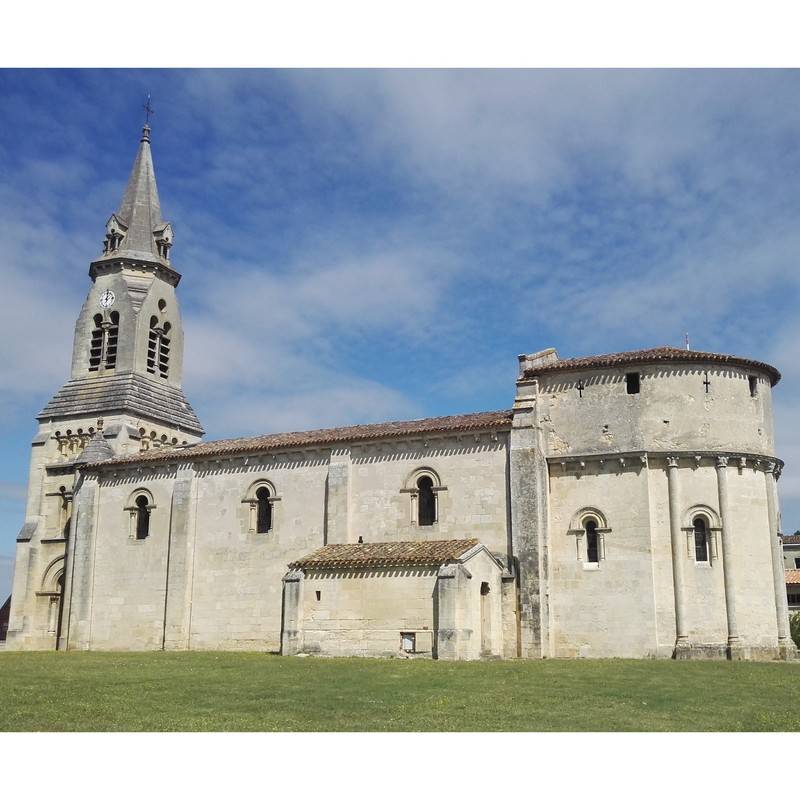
[402, 467, 447, 526]
[682, 503, 721, 531]
[242, 479, 282, 534]
[682, 504, 720, 562]
[568, 507, 612, 565]
[40, 555, 65, 594]
[569, 506, 609, 531]
[124, 488, 156, 540]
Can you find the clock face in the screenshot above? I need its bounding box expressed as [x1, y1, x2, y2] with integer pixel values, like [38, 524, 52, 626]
[99, 289, 115, 309]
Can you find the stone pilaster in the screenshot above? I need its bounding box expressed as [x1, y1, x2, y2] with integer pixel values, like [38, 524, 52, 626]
[715, 456, 741, 653]
[63, 471, 99, 650]
[764, 465, 797, 659]
[281, 570, 304, 655]
[666, 456, 690, 654]
[509, 381, 549, 659]
[434, 563, 459, 660]
[163, 464, 196, 650]
[324, 449, 351, 544]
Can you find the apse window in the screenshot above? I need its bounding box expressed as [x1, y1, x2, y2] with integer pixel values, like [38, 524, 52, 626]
[693, 516, 710, 563]
[401, 632, 416, 653]
[625, 372, 640, 394]
[748, 375, 758, 397]
[585, 519, 600, 564]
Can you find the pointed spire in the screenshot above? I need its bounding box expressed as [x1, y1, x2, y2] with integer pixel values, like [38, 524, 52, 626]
[103, 124, 173, 262]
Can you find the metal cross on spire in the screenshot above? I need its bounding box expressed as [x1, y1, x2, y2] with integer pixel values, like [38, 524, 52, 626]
[143, 93, 155, 125]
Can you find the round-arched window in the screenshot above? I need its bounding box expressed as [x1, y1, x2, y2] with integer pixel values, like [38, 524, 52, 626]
[135, 495, 150, 540]
[417, 475, 436, 526]
[256, 486, 272, 534]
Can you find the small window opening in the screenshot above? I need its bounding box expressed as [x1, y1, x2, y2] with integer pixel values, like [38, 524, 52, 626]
[585, 519, 599, 563]
[256, 486, 272, 534]
[315, 590, 321, 601]
[480, 581, 490, 596]
[146, 317, 170, 379]
[135, 495, 150, 540]
[694, 516, 709, 562]
[417, 476, 436, 526]
[105, 311, 119, 369]
[88, 314, 103, 371]
[626, 372, 640, 394]
[748, 375, 758, 397]
[794, 557, 800, 568]
[401, 632, 416, 653]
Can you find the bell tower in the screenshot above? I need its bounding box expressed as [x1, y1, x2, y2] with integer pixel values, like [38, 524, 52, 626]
[6, 123, 203, 650]
[41, 122, 204, 444]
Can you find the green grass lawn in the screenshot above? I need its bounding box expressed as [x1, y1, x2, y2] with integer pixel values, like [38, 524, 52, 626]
[0, 651, 797, 731]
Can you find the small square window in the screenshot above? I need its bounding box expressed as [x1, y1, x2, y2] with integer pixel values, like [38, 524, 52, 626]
[795, 557, 800, 569]
[748, 376, 758, 397]
[625, 372, 640, 394]
[401, 632, 416, 653]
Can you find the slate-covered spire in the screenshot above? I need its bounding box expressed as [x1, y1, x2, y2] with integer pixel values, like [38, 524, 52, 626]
[103, 124, 174, 263]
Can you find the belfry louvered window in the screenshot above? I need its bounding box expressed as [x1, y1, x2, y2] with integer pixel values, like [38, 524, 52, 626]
[88, 311, 120, 372]
[147, 317, 170, 379]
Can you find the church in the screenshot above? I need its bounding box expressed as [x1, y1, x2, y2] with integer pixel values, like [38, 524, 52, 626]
[5, 125, 797, 661]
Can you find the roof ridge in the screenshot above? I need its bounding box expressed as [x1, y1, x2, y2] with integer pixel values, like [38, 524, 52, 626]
[91, 409, 513, 468]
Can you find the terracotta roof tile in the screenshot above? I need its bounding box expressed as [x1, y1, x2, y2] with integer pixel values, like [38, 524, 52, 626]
[786, 569, 800, 585]
[95, 409, 513, 468]
[522, 346, 781, 386]
[781, 534, 800, 545]
[289, 538, 480, 569]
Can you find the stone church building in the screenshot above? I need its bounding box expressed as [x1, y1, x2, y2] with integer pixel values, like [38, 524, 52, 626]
[5, 126, 797, 660]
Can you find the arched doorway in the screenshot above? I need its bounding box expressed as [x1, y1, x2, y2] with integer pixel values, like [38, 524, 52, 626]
[54, 574, 65, 649]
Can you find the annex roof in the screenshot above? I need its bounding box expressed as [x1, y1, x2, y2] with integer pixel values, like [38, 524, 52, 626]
[289, 538, 481, 570]
[786, 569, 800, 586]
[93, 409, 513, 468]
[521, 346, 781, 386]
[780, 534, 800, 545]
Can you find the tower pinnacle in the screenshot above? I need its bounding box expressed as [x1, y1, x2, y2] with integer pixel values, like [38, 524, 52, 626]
[101, 122, 173, 263]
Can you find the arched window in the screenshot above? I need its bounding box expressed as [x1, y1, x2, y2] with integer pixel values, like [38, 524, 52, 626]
[569, 508, 610, 566]
[89, 311, 120, 372]
[89, 314, 103, 371]
[256, 486, 273, 534]
[159, 322, 171, 378]
[693, 516, 709, 562]
[243, 481, 281, 534]
[403, 468, 446, 527]
[135, 494, 150, 540]
[147, 316, 170, 378]
[105, 311, 119, 368]
[585, 519, 600, 563]
[417, 475, 436, 526]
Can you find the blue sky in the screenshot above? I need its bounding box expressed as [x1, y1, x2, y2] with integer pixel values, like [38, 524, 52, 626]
[1, 69, 799, 600]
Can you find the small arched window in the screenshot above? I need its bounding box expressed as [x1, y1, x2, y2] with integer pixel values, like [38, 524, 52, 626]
[147, 316, 170, 378]
[693, 516, 709, 563]
[256, 486, 273, 534]
[135, 494, 150, 540]
[585, 519, 600, 563]
[417, 475, 436, 526]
